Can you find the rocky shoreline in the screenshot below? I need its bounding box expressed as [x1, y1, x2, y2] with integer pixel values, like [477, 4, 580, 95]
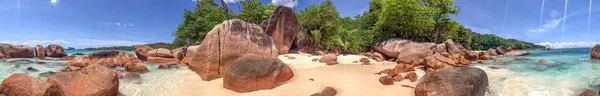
[4, 5, 598, 96]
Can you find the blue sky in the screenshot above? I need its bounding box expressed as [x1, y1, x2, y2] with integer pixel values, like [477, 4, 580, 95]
[0, 0, 597, 48]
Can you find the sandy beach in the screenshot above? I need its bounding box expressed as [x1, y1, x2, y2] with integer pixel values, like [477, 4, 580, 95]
[119, 53, 425, 96]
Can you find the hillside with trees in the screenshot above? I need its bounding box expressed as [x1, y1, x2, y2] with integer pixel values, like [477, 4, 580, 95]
[171, 0, 545, 53]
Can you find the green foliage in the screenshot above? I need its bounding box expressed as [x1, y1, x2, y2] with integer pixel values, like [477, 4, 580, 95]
[297, 0, 340, 31]
[173, 0, 230, 47]
[235, 0, 273, 24]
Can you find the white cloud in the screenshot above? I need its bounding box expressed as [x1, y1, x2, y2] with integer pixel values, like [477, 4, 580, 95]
[464, 25, 491, 34]
[273, 0, 298, 8]
[536, 42, 598, 48]
[51, 0, 58, 6]
[0, 40, 70, 47]
[528, 11, 566, 33]
[102, 22, 134, 27]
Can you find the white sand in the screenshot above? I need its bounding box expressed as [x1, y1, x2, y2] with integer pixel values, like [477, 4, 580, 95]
[119, 53, 425, 96]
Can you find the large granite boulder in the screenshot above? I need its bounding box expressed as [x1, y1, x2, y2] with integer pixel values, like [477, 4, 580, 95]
[223, 54, 294, 92]
[35, 44, 46, 59]
[146, 48, 173, 58]
[134, 45, 153, 61]
[503, 50, 531, 56]
[372, 39, 412, 58]
[181, 45, 199, 65]
[487, 49, 498, 56]
[11, 45, 34, 58]
[444, 40, 462, 54]
[496, 45, 509, 55]
[146, 57, 180, 65]
[67, 50, 142, 67]
[591, 44, 600, 59]
[291, 29, 314, 53]
[124, 62, 148, 73]
[0, 43, 14, 58]
[0, 74, 53, 96]
[415, 67, 488, 96]
[188, 19, 278, 81]
[47, 64, 119, 96]
[263, 6, 300, 54]
[0, 52, 5, 59]
[395, 42, 435, 64]
[44, 44, 67, 58]
[172, 47, 186, 61]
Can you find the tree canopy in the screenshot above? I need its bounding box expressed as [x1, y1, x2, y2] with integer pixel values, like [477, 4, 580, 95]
[170, 0, 544, 53]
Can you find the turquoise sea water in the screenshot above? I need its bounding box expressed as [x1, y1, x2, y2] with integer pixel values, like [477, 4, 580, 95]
[474, 48, 600, 96]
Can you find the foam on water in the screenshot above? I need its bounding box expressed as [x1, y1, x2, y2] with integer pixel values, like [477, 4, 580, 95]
[474, 48, 600, 96]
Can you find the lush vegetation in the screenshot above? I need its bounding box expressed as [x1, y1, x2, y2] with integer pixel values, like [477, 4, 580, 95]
[83, 42, 178, 50]
[171, 0, 544, 53]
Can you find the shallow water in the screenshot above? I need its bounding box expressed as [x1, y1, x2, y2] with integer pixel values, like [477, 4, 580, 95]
[473, 48, 600, 96]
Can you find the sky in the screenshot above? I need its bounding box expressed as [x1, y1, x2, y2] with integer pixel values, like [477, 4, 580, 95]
[0, 0, 597, 48]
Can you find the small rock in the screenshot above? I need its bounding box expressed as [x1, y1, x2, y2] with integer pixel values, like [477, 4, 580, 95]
[477, 60, 485, 64]
[311, 87, 337, 96]
[537, 59, 547, 64]
[38, 71, 56, 79]
[287, 57, 296, 60]
[158, 64, 180, 69]
[378, 76, 394, 85]
[325, 61, 339, 65]
[360, 58, 370, 64]
[352, 61, 359, 63]
[404, 72, 418, 82]
[309, 78, 314, 81]
[312, 58, 320, 62]
[26, 67, 39, 72]
[488, 66, 500, 69]
[393, 74, 404, 82]
[578, 88, 596, 96]
[36, 61, 46, 64]
[514, 57, 532, 61]
[376, 68, 392, 75]
[114, 71, 123, 78]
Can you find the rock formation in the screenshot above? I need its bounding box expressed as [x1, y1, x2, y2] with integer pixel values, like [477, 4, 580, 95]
[0, 74, 53, 96]
[222, 54, 294, 92]
[188, 19, 278, 81]
[591, 44, 600, 59]
[415, 67, 488, 96]
[45, 44, 67, 58]
[134, 45, 153, 61]
[47, 64, 119, 96]
[35, 45, 46, 59]
[67, 50, 142, 67]
[262, 6, 300, 54]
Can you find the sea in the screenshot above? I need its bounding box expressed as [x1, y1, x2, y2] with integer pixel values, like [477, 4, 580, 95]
[0, 49, 599, 96]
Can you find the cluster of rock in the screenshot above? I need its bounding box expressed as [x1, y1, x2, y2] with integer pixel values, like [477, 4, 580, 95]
[67, 50, 142, 67]
[0, 64, 120, 96]
[136, 6, 299, 93]
[0, 44, 67, 59]
[134, 45, 192, 66]
[375, 64, 418, 85]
